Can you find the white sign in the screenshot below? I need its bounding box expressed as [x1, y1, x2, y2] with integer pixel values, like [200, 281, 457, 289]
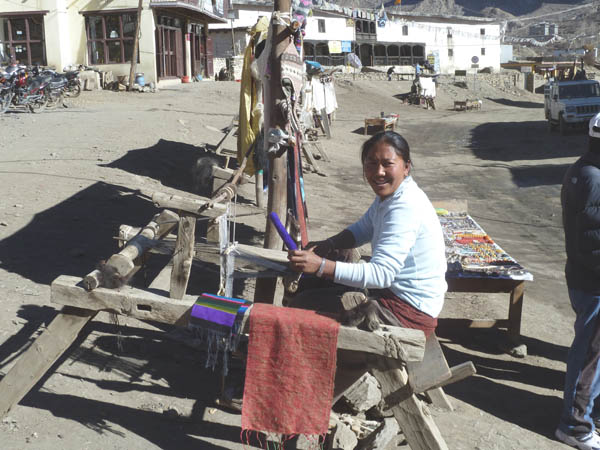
[521, 66, 532, 73]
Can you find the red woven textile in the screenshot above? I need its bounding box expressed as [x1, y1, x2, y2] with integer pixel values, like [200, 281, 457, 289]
[241, 303, 339, 436]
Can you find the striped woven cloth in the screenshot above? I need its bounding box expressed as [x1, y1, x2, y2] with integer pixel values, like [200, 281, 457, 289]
[190, 293, 252, 330]
[189, 293, 253, 374]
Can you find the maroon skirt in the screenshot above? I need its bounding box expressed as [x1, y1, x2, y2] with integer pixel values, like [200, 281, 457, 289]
[377, 289, 438, 337]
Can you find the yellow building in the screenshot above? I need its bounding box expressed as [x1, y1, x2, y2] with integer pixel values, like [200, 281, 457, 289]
[0, 0, 226, 84]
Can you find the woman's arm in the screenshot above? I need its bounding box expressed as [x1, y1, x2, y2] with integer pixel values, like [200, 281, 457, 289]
[288, 229, 356, 279]
[306, 229, 357, 256]
[335, 201, 419, 289]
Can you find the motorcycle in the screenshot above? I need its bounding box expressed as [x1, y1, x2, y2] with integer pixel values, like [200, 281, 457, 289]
[32, 67, 68, 109]
[0, 65, 50, 113]
[0, 71, 12, 113]
[39, 68, 81, 98]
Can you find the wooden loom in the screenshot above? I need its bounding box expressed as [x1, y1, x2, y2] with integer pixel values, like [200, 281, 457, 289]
[0, 186, 474, 450]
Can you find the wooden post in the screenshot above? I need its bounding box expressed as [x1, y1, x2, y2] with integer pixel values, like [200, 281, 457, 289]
[127, 0, 143, 91]
[507, 281, 525, 344]
[255, 170, 264, 208]
[169, 214, 196, 299]
[253, 0, 291, 304]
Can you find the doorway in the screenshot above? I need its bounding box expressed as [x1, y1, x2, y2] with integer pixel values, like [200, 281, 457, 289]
[156, 21, 183, 79]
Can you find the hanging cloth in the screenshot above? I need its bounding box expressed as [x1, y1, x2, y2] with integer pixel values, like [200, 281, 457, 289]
[237, 16, 270, 176]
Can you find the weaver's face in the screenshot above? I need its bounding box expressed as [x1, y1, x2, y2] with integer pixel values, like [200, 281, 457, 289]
[364, 142, 410, 199]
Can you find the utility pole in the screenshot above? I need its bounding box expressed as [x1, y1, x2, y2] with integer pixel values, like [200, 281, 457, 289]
[128, 0, 143, 91]
[253, 0, 291, 304]
[230, 17, 236, 56]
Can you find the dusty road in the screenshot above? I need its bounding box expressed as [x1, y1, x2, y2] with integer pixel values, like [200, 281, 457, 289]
[0, 76, 586, 449]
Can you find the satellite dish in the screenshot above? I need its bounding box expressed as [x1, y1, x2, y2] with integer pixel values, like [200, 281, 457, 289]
[471, 56, 479, 64]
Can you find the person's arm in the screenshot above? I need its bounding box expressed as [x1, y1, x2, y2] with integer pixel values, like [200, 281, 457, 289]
[335, 200, 419, 289]
[575, 170, 600, 274]
[288, 204, 376, 278]
[287, 229, 356, 279]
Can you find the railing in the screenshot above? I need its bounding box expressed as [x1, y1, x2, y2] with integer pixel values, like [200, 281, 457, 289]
[308, 55, 346, 66]
[356, 32, 376, 41]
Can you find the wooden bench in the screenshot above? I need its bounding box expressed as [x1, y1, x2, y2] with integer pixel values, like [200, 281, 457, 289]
[364, 117, 397, 135]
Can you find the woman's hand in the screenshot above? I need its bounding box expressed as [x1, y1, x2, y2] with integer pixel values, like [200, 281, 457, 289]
[288, 248, 324, 274]
[305, 239, 333, 257]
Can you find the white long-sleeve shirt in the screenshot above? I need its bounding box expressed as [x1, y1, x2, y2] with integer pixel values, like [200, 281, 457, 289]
[334, 176, 447, 318]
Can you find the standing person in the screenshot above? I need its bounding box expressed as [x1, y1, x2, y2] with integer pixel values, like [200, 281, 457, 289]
[287, 131, 447, 336]
[387, 66, 395, 81]
[556, 113, 600, 450]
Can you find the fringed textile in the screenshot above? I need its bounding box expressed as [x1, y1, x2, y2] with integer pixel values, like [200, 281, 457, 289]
[188, 293, 252, 375]
[241, 303, 339, 438]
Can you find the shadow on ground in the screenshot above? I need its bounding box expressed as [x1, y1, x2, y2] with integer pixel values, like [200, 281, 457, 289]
[484, 98, 544, 109]
[470, 121, 587, 162]
[4, 319, 267, 449]
[509, 163, 572, 187]
[101, 138, 226, 196]
[438, 330, 566, 438]
[0, 182, 157, 286]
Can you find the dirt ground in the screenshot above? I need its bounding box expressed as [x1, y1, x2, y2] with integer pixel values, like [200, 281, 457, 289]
[0, 73, 587, 449]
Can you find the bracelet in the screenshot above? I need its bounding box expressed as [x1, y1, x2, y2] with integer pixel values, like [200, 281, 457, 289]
[316, 257, 326, 278]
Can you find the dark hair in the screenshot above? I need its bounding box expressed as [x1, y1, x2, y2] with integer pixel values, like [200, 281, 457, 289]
[361, 131, 411, 166]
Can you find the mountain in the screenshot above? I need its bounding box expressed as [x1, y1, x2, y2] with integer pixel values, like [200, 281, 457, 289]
[339, 0, 593, 18]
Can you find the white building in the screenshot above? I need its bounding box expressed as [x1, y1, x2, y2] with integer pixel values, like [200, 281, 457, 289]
[376, 13, 501, 73]
[209, 1, 502, 74]
[0, 0, 226, 84]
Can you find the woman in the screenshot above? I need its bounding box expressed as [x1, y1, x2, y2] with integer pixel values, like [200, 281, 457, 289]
[287, 131, 447, 336]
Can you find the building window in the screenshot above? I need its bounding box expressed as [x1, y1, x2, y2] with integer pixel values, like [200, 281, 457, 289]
[402, 25, 408, 35]
[85, 12, 138, 64]
[447, 27, 452, 38]
[0, 15, 46, 66]
[448, 48, 453, 58]
[481, 47, 485, 55]
[480, 28, 485, 35]
[317, 19, 325, 33]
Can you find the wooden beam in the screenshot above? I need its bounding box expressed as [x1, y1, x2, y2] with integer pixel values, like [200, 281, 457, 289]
[407, 334, 451, 394]
[425, 387, 454, 412]
[424, 361, 477, 412]
[50, 276, 425, 361]
[0, 306, 96, 419]
[371, 357, 449, 450]
[170, 214, 196, 299]
[152, 191, 226, 218]
[430, 361, 476, 391]
[83, 210, 179, 290]
[52, 276, 194, 327]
